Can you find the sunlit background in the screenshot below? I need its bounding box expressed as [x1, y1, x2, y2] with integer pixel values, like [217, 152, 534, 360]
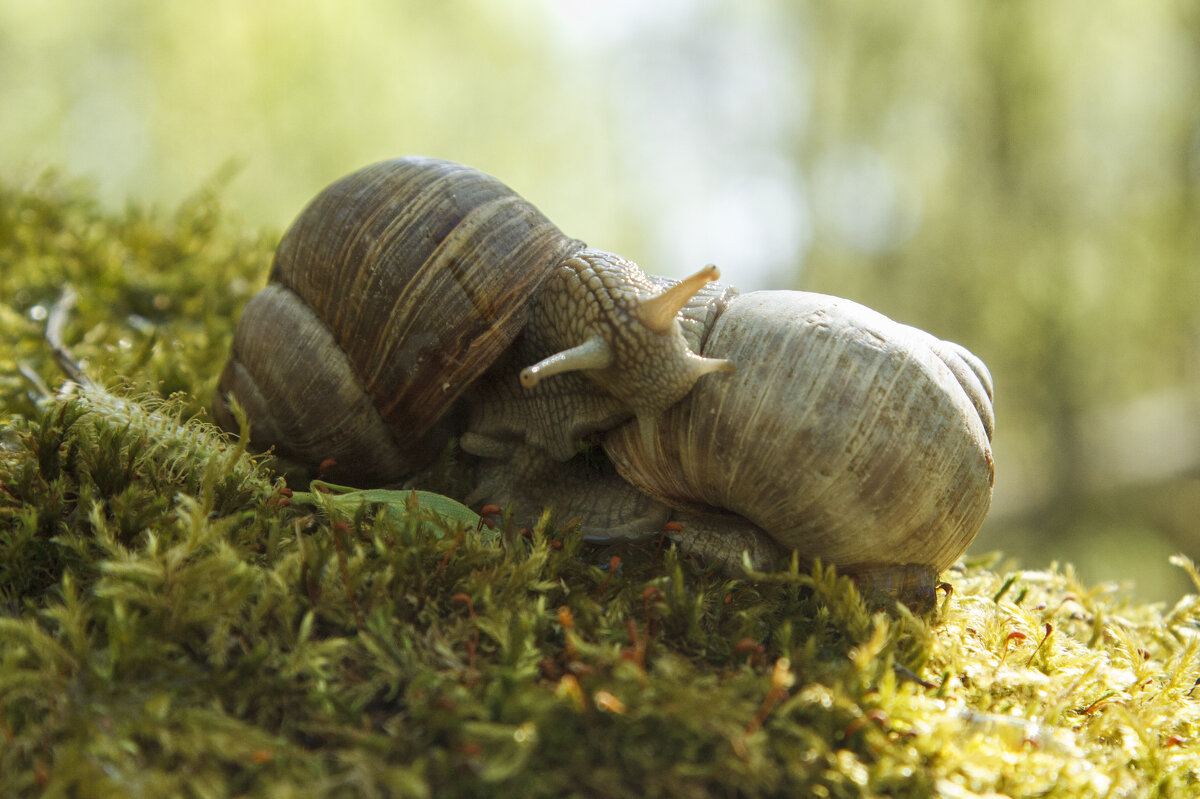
[3, 0, 1198, 601]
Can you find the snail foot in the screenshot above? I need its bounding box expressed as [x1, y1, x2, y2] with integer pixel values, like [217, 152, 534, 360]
[466, 443, 671, 539]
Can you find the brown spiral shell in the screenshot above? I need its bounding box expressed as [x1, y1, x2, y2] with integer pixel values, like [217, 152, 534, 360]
[214, 157, 584, 484]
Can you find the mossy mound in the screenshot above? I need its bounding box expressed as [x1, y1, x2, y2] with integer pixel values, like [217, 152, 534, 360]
[1, 175, 1199, 797]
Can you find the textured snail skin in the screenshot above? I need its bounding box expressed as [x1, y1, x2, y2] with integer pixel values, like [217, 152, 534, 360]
[214, 156, 996, 608]
[521, 251, 733, 448]
[461, 250, 733, 462]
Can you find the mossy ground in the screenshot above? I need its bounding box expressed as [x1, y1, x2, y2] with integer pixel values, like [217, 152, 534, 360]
[1, 175, 1199, 797]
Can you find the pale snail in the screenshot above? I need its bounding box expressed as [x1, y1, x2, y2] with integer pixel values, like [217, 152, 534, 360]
[213, 156, 995, 607]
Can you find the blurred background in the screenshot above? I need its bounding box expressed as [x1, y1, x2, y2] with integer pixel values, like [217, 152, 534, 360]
[2, 0, 1198, 601]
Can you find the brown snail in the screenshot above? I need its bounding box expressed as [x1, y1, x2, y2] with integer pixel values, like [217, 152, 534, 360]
[213, 156, 995, 607]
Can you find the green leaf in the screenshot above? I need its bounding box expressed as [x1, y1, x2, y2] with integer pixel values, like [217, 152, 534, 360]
[291, 480, 482, 534]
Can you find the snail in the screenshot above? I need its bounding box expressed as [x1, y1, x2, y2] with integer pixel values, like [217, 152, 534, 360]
[213, 156, 995, 607]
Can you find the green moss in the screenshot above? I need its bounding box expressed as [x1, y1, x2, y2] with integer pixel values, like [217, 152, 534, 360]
[2, 175, 1199, 797]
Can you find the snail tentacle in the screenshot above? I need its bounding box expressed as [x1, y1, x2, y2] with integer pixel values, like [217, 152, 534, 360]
[634, 264, 722, 334]
[519, 336, 612, 388]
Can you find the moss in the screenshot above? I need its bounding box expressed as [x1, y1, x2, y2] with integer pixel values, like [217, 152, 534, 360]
[1, 174, 1199, 797]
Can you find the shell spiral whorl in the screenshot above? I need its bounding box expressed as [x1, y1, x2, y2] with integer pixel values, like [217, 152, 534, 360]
[215, 157, 583, 484]
[603, 290, 995, 587]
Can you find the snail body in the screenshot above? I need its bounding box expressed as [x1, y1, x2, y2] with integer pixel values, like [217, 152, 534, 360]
[214, 156, 995, 606]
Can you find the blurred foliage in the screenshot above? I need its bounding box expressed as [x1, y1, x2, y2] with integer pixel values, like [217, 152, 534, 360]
[792, 2, 1200, 601]
[0, 171, 274, 419]
[0, 0, 1197, 590]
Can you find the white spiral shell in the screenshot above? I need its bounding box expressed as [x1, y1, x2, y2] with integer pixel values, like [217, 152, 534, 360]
[603, 290, 994, 578]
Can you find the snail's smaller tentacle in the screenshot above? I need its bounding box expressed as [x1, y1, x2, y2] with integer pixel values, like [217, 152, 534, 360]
[458, 430, 516, 460]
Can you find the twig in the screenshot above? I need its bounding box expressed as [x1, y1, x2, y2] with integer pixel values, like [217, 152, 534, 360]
[16, 362, 53, 399]
[45, 286, 89, 385]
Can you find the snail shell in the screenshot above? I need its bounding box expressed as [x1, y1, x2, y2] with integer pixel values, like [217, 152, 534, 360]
[603, 290, 994, 587]
[213, 157, 583, 484]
